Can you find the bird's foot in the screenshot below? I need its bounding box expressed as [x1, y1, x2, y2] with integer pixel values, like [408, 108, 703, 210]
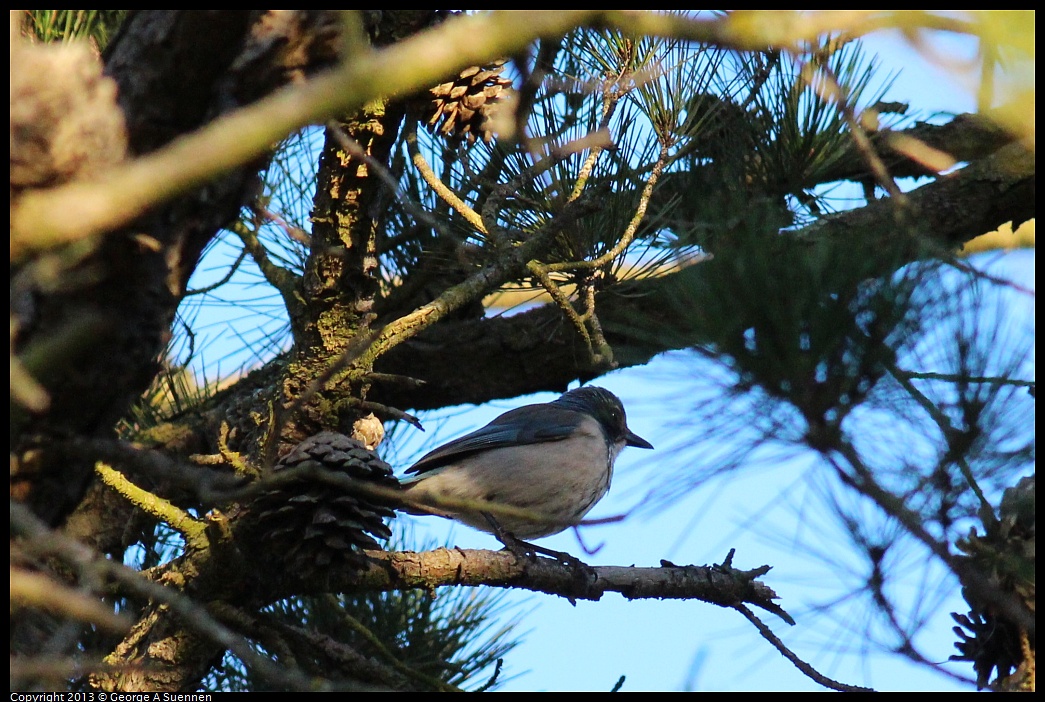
[482, 513, 584, 568]
[512, 537, 585, 570]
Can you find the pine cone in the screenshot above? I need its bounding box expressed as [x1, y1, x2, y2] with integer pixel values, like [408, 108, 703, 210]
[421, 60, 513, 145]
[252, 432, 399, 572]
[950, 476, 1035, 690]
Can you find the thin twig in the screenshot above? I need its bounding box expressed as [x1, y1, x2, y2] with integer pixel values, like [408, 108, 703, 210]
[733, 603, 875, 692]
[217, 421, 257, 478]
[244, 609, 417, 691]
[362, 372, 428, 388]
[863, 570, 978, 686]
[353, 187, 599, 370]
[218, 460, 616, 538]
[943, 255, 1036, 298]
[10, 568, 132, 633]
[514, 39, 562, 153]
[580, 275, 614, 366]
[801, 57, 907, 205]
[546, 140, 670, 273]
[527, 260, 592, 344]
[338, 397, 424, 431]
[829, 440, 1034, 635]
[10, 657, 141, 689]
[567, 78, 623, 203]
[893, 368, 1035, 389]
[261, 327, 381, 468]
[233, 218, 301, 316]
[475, 659, 504, 693]
[480, 129, 614, 245]
[14, 11, 981, 259]
[885, 362, 994, 517]
[258, 205, 312, 247]
[403, 121, 486, 235]
[184, 246, 249, 296]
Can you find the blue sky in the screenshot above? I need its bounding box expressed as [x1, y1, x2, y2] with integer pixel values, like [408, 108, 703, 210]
[178, 23, 1033, 692]
[420, 252, 1032, 692]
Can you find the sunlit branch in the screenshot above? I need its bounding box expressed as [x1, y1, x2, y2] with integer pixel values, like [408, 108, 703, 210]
[404, 122, 487, 235]
[94, 461, 208, 550]
[547, 140, 670, 273]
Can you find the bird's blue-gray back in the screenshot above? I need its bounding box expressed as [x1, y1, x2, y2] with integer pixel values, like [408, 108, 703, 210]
[405, 404, 590, 475]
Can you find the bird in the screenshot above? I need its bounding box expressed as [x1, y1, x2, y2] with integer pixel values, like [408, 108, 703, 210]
[399, 386, 652, 541]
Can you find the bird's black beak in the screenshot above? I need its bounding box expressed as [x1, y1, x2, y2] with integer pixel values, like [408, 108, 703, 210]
[625, 429, 653, 450]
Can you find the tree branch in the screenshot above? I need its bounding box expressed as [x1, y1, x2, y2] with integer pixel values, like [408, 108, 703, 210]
[324, 548, 793, 626]
[370, 142, 1034, 410]
[733, 604, 873, 692]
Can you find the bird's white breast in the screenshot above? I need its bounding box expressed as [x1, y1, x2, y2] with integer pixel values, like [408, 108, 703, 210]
[402, 416, 614, 538]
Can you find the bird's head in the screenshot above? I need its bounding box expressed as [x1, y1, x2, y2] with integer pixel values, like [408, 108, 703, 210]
[553, 386, 653, 450]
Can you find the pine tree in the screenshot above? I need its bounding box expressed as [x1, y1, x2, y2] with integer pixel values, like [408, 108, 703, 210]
[10, 11, 1034, 692]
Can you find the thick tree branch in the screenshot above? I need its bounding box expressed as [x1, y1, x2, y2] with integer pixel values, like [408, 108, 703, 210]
[334, 548, 792, 624]
[92, 540, 790, 691]
[44, 478, 789, 693]
[799, 142, 1034, 250]
[370, 143, 1034, 410]
[9, 11, 597, 255]
[127, 134, 1032, 438]
[14, 12, 1001, 259]
[821, 112, 1017, 184]
[10, 12, 348, 527]
[650, 112, 1022, 236]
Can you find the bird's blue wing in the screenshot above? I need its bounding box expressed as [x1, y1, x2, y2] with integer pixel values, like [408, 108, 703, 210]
[404, 404, 582, 475]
